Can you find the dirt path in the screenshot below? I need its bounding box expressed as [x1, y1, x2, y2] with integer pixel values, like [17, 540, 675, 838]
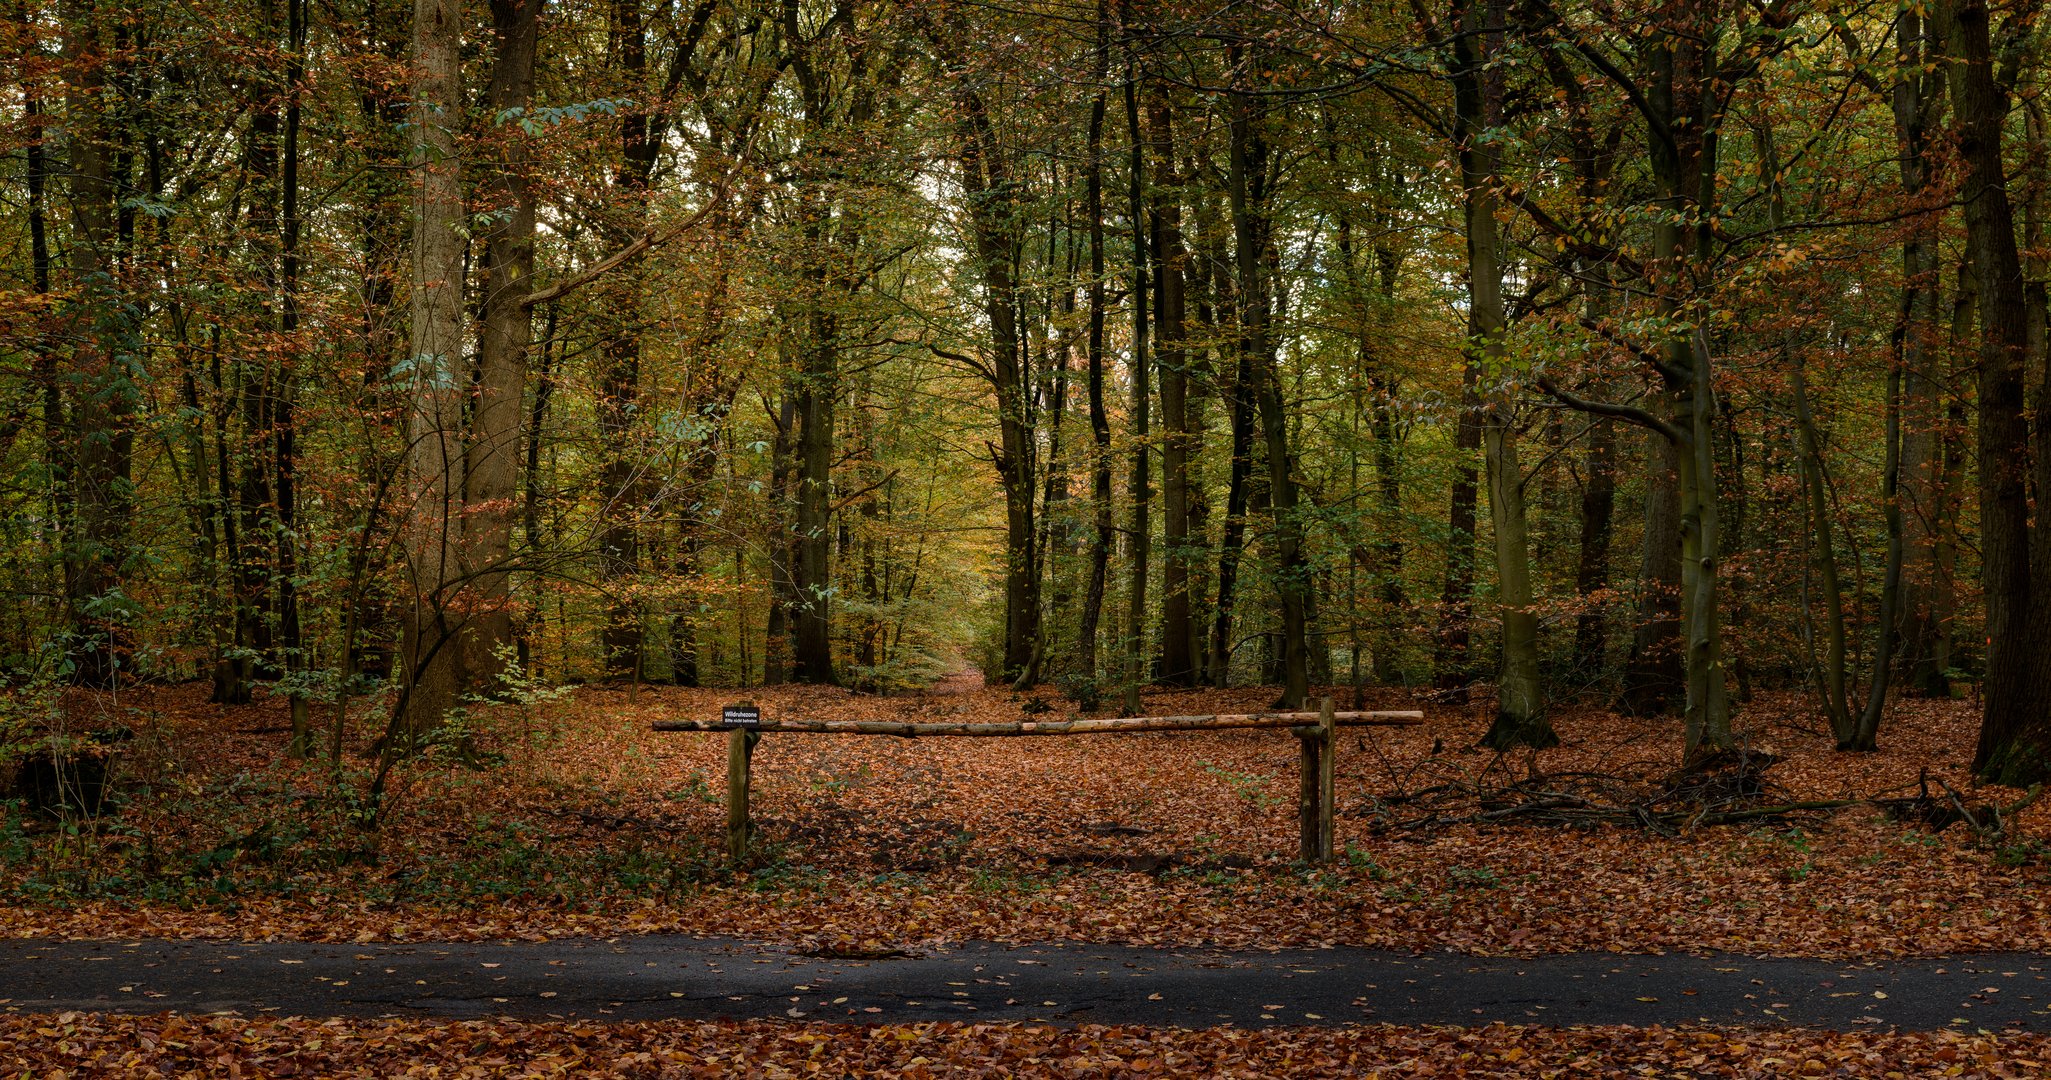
[927, 668, 986, 695]
[3, 936, 2045, 1031]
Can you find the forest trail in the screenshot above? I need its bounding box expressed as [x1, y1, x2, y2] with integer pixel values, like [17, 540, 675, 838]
[3, 937, 2044, 1032]
[928, 667, 986, 695]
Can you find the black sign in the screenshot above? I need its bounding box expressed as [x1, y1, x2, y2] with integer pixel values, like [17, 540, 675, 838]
[722, 705, 761, 728]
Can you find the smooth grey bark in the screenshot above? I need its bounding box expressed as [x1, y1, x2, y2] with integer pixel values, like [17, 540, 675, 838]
[394, 0, 468, 737]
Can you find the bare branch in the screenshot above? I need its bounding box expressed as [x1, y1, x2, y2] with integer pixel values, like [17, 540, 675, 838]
[1536, 374, 1686, 444]
[520, 183, 730, 309]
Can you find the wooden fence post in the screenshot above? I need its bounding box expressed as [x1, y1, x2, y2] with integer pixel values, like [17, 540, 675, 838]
[1317, 696, 1335, 861]
[1298, 696, 1336, 863]
[726, 726, 757, 862]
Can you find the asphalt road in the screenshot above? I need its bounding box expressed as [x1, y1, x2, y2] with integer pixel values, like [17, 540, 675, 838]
[1, 937, 2045, 1030]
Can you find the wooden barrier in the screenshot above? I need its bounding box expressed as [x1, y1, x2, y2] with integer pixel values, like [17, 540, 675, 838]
[725, 726, 758, 862]
[655, 698, 1424, 865]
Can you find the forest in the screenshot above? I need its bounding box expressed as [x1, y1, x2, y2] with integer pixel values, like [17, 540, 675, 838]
[5, 0, 2051, 1074]
[6, 0, 2049, 774]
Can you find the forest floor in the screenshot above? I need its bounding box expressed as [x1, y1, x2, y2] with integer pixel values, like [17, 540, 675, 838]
[4, 1010, 2040, 1077]
[1, 678, 2043, 956]
[3, 679, 2050, 1075]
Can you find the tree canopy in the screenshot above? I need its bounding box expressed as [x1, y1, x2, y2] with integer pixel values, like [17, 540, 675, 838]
[3, 0, 2047, 783]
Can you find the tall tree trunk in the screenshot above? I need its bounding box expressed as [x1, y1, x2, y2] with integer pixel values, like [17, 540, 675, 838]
[1211, 334, 1254, 690]
[1655, 22, 1735, 759]
[278, 0, 306, 752]
[1454, 0, 1550, 749]
[1076, 9, 1113, 692]
[1120, 65, 1150, 713]
[466, 0, 540, 692]
[594, 0, 657, 680]
[1545, 8, 1732, 757]
[342, 0, 409, 683]
[1148, 88, 1198, 686]
[946, 51, 1038, 686]
[764, 389, 798, 684]
[1676, 329, 1734, 758]
[1946, 0, 2051, 785]
[1229, 58, 1306, 709]
[1857, 329, 1905, 750]
[791, 304, 838, 685]
[1024, 220, 1075, 690]
[1848, 23, 1942, 744]
[1791, 362, 1854, 743]
[779, 12, 882, 688]
[395, 0, 468, 736]
[235, 19, 282, 693]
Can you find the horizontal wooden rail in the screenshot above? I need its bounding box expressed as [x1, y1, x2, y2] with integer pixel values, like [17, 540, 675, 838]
[657, 700, 1423, 865]
[651, 710, 1423, 737]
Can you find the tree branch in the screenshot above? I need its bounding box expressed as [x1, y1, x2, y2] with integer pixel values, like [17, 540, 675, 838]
[1536, 374, 1685, 444]
[1500, 185, 1646, 279]
[1574, 315, 1691, 385]
[828, 469, 900, 515]
[520, 184, 729, 309]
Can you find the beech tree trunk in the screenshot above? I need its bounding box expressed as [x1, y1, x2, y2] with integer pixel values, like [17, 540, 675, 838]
[1452, 0, 1550, 750]
[1076, 8, 1113, 689]
[468, 0, 541, 690]
[395, 0, 467, 736]
[1540, 5, 1734, 759]
[1791, 362, 1853, 742]
[1148, 89, 1199, 687]
[1656, 23, 1735, 759]
[1206, 195, 1249, 689]
[1946, 0, 2051, 785]
[1121, 66, 1150, 714]
[791, 312, 837, 685]
[595, 0, 658, 680]
[1229, 60, 1307, 709]
[945, 41, 1039, 686]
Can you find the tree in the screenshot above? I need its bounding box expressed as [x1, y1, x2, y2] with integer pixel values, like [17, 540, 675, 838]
[934, 10, 1041, 687]
[1447, 0, 1549, 750]
[54, 0, 137, 688]
[1228, 45, 1308, 710]
[1945, 0, 2051, 785]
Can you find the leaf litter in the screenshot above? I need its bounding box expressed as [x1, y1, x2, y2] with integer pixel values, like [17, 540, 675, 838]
[1, 682, 2046, 961]
[1, 1012, 2046, 1078]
